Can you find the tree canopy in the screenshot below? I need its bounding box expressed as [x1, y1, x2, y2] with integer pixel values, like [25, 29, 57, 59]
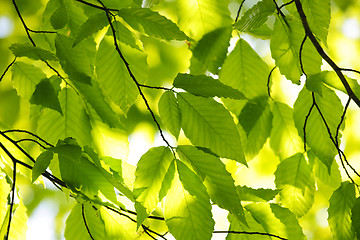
[0, 0, 360, 239]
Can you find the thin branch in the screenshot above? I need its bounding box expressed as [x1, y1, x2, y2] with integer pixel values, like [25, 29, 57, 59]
[0, 57, 16, 83]
[235, 0, 246, 22]
[3, 129, 54, 147]
[340, 68, 360, 75]
[279, 0, 295, 10]
[213, 230, 288, 240]
[96, 0, 174, 153]
[299, 34, 308, 76]
[28, 29, 57, 34]
[267, 66, 276, 99]
[5, 161, 16, 240]
[294, 0, 360, 108]
[302, 102, 314, 152]
[82, 204, 95, 240]
[75, 0, 118, 12]
[15, 139, 47, 149]
[138, 84, 173, 91]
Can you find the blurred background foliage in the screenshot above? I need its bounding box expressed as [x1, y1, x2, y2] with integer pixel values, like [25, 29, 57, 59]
[1, 0, 360, 239]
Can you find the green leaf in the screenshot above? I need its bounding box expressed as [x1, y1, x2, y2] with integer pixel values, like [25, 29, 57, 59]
[164, 160, 214, 240]
[270, 17, 322, 83]
[133, 147, 173, 225]
[55, 34, 96, 85]
[11, 61, 46, 99]
[226, 211, 268, 240]
[96, 35, 147, 112]
[275, 153, 313, 194]
[158, 91, 181, 139]
[234, 0, 276, 32]
[176, 0, 232, 40]
[302, 0, 331, 45]
[159, 160, 176, 201]
[219, 38, 268, 99]
[72, 79, 125, 129]
[30, 78, 62, 114]
[113, 20, 140, 50]
[118, 8, 187, 40]
[54, 139, 117, 201]
[274, 153, 315, 217]
[245, 203, 287, 238]
[99, 205, 138, 239]
[73, 13, 109, 46]
[192, 27, 232, 74]
[351, 197, 360, 239]
[37, 87, 92, 146]
[10, 43, 57, 61]
[310, 151, 341, 189]
[50, 4, 68, 29]
[293, 86, 343, 171]
[32, 151, 53, 183]
[177, 92, 246, 165]
[270, 204, 306, 240]
[238, 97, 272, 158]
[237, 185, 278, 202]
[173, 73, 247, 100]
[1, 200, 28, 240]
[64, 203, 105, 240]
[280, 184, 315, 218]
[328, 182, 356, 240]
[177, 145, 246, 225]
[306, 72, 324, 96]
[270, 102, 303, 159]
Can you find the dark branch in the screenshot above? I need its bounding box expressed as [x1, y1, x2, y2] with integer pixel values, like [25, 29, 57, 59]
[3, 129, 54, 147]
[299, 34, 308, 76]
[340, 68, 360, 75]
[0, 57, 16, 83]
[235, 0, 246, 22]
[267, 66, 276, 99]
[294, 0, 360, 108]
[279, 0, 295, 10]
[213, 230, 288, 240]
[15, 139, 47, 149]
[5, 161, 16, 240]
[138, 84, 173, 91]
[82, 204, 95, 240]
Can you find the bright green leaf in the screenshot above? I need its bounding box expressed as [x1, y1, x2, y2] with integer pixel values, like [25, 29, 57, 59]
[270, 17, 322, 83]
[177, 145, 246, 224]
[32, 151, 53, 183]
[158, 91, 181, 139]
[174, 73, 247, 100]
[37, 87, 92, 146]
[192, 27, 232, 74]
[237, 185, 278, 202]
[238, 97, 272, 158]
[328, 181, 356, 240]
[10, 43, 57, 61]
[275, 153, 313, 194]
[270, 102, 303, 159]
[55, 34, 96, 85]
[64, 203, 105, 240]
[164, 160, 214, 240]
[176, 0, 232, 40]
[133, 146, 173, 225]
[219, 38, 269, 99]
[96, 35, 147, 113]
[118, 8, 187, 40]
[234, 0, 276, 32]
[245, 203, 287, 238]
[74, 13, 109, 46]
[11, 61, 46, 99]
[293, 86, 343, 171]
[302, 0, 331, 45]
[270, 204, 306, 240]
[30, 78, 62, 114]
[177, 92, 246, 165]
